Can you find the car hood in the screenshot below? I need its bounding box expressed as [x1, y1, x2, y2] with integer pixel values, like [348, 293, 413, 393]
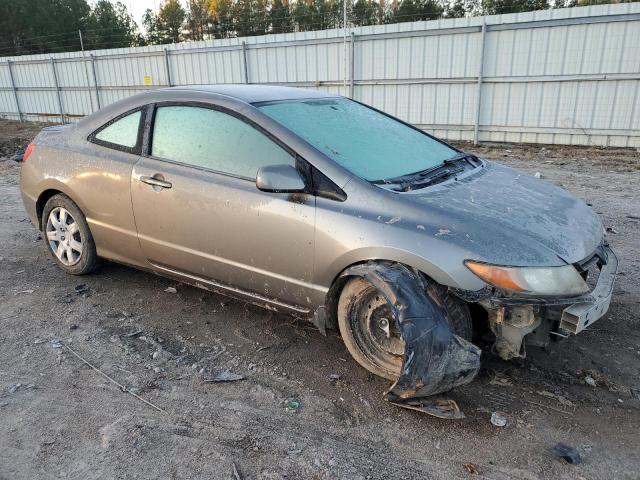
[396, 161, 603, 266]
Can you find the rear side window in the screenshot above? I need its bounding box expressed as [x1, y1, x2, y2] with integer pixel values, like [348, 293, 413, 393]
[93, 110, 142, 151]
[151, 105, 294, 179]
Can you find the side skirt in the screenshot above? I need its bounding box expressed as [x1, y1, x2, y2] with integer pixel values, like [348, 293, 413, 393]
[149, 262, 313, 316]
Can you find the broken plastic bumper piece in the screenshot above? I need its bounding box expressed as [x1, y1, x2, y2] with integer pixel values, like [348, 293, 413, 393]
[560, 246, 618, 334]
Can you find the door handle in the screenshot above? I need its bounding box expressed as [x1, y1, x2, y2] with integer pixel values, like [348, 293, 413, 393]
[140, 175, 172, 189]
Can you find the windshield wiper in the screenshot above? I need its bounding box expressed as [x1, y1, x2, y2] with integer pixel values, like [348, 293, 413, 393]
[374, 153, 479, 191]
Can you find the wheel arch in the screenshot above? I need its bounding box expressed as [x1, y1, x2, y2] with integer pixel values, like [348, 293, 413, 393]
[36, 184, 86, 231]
[36, 189, 64, 230]
[322, 257, 447, 332]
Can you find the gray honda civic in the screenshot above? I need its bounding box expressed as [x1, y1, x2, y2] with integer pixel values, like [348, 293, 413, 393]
[20, 85, 617, 410]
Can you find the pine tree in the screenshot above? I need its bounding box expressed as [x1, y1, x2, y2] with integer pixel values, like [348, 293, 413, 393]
[271, 0, 293, 33]
[158, 0, 187, 43]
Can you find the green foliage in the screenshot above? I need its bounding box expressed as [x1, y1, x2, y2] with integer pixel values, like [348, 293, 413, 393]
[445, 0, 479, 17]
[353, 0, 381, 26]
[293, 0, 342, 32]
[187, 0, 211, 40]
[158, 0, 187, 43]
[270, 0, 292, 34]
[388, 0, 444, 22]
[209, 0, 235, 37]
[482, 0, 549, 14]
[0, 0, 90, 56]
[142, 9, 167, 45]
[0, 0, 140, 56]
[84, 0, 138, 49]
[233, 0, 271, 37]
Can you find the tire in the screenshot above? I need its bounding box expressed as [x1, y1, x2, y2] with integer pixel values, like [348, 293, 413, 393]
[337, 275, 473, 380]
[42, 194, 98, 275]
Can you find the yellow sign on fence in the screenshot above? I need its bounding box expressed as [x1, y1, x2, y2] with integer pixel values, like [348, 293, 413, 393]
[143, 75, 152, 86]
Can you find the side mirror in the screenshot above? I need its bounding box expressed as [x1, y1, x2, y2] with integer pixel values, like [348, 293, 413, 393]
[256, 164, 306, 193]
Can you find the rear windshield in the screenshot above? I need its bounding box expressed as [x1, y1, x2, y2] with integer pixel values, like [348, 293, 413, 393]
[258, 98, 457, 182]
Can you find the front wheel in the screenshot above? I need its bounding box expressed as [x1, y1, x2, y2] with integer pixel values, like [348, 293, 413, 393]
[337, 276, 473, 380]
[42, 194, 98, 275]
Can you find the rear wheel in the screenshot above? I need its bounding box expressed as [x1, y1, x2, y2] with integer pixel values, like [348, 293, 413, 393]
[42, 194, 98, 275]
[337, 275, 472, 380]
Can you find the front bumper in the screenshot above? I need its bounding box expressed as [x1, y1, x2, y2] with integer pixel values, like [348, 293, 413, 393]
[464, 245, 618, 359]
[560, 246, 618, 334]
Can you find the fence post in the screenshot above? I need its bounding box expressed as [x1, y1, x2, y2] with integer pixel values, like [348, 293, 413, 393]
[242, 41, 249, 84]
[90, 54, 101, 109]
[473, 20, 487, 145]
[349, 32, 355, 99]
[6, 60, 23, 123]
[164, 48, 172, 86]
[50, 57, 65, 124]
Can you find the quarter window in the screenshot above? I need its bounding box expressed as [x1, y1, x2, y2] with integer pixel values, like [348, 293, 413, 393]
[151, 105, 294, 179]
[94, 110, 142, 149]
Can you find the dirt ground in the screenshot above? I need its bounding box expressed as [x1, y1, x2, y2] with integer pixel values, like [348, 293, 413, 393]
[0, 118, 639, 480]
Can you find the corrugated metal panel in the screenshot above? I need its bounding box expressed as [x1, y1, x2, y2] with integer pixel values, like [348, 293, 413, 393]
[0, 3, 639, 147]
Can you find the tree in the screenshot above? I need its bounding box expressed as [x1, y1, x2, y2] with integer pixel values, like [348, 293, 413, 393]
[0, 0, 143, 55]
[320, 0, 343, 30]
[142, 9, 166, 44]
[293, 0, 341, 32]
[232, 0, 271, 37]
[84, 0, 138, 50]
[292, 0, 313, 30]
[0, 0, 90, 56]
[158, 0, 187, 43]
[353, 0, 380, 26]
[482, 0, 549, 14]
[187, 0, 211, 40]
[270, 0, 293, 33]
[446, 0, 466, 16]
[445, 0, 479, 17]
[389, 0, 443, 22]
[209, 0, 235, 38]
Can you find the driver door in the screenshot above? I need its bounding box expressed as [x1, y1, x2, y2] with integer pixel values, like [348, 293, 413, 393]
[130, 104, 316, 310]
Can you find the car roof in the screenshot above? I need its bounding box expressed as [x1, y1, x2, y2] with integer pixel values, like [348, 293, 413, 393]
[166, 84, 339, 104]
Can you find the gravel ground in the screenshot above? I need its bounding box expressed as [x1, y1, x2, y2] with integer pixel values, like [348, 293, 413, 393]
[0, 119, 639, 480]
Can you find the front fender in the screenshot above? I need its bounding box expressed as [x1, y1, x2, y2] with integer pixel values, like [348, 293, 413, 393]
[319, 245, 487, 292]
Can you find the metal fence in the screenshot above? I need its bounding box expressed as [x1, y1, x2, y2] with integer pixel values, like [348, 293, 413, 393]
[1, 3, 639, 147]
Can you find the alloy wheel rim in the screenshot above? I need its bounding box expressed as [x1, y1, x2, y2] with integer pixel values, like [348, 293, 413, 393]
[45, 207, 83, 266]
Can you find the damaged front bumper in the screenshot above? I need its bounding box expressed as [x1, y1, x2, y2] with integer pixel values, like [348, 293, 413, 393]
[471, 246, 618, 360]
[560, 247, 618, 334]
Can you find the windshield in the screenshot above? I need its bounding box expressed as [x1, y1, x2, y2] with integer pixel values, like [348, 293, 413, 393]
[258, 98, 457, 182]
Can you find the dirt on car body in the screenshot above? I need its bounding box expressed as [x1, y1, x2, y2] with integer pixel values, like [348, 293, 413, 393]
[1, 119, 639, 479]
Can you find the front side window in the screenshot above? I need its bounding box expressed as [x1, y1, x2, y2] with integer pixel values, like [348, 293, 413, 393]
[151, 105, 294, 179]
[94, 110, 142, 150]
[258, 98, 457, 182]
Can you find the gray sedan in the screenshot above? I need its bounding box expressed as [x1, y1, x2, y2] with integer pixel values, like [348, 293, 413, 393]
[20, 85, 617, 405]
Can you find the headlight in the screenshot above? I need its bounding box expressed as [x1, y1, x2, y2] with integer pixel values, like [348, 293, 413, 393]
[464, 261, 589, 296]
